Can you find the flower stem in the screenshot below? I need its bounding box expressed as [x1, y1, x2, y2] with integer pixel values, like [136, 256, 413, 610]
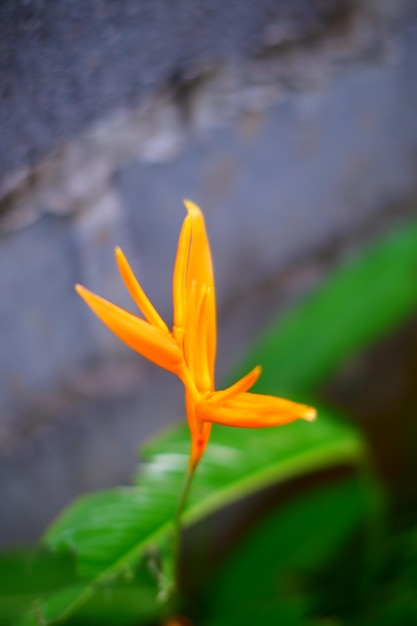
[172, 466, 195, 592]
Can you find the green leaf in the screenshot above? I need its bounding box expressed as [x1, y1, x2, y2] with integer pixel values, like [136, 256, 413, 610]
[63, 583, 163, 626]
[205, 476, 372, 619]
[203, 598, 315, 626]
[141, 408, 366, 528]
[235, 220, 417, 396]
[0, 549, 78, 626]
[39, 405, 364, 624]
[354, 526, 417, 626]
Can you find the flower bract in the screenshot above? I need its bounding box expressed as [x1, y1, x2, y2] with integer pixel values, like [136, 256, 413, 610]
[76, 200, 316, 469]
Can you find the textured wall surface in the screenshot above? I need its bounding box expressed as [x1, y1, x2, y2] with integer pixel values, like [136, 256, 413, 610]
[0, 1, 416, 544]
[0, 0, 355, 181]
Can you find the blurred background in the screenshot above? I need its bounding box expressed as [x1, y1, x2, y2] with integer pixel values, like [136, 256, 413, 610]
[1, 0, 417, 547]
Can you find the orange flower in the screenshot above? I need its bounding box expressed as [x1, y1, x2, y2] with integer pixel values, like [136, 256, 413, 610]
[76, 201, 316, 469]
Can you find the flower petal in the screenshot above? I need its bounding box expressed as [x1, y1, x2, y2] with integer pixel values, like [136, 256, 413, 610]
[75, 284, 182, 373]
[115, 247, 169, 334]
[209, 366, 262, 404]
[198, 391, 317, 428]
[183, 200, 216, 390]
[172, 214, 192, 335]
[181, 282, 213, 393]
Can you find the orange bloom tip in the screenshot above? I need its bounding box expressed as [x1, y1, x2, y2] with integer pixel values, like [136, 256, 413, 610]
[303, 407, 317, 422]
[183, 199, 202, 217]
[114, 246, 127, 265]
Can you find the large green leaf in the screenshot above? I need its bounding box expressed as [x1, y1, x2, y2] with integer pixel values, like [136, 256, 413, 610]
[28, 406, 364, 624]
[205, 476, 373, 622]
[0, 549, 78, 626]
[353, 526, 417, 626]
[203, 599, 315, 626]
[235, 221, 417, 396]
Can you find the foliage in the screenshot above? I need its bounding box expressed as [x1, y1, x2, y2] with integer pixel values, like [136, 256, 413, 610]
[235, 219, 417, 396]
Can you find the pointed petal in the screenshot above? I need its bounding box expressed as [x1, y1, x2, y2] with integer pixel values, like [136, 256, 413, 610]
[75, 285, 182, 373]
[194, 286, 213, 392]
[183, 200, 216, 389]
[182, 282, 213, 393]
[183, 279, 199, 384]
[172, 214, 192, 334]
[115, 247, 169, 333]
[209, 366, 262, 404]
[198, 391, 316, 428]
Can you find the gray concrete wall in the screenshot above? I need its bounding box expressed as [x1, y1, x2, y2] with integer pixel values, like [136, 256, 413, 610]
[0, 0, 417, 544]
[0, 0, 355, 181]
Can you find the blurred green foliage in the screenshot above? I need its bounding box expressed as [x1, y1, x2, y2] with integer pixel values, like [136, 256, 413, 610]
[0, 549, 78, 625]
[235, 219, 417, 397]
[3, 219, 417, 625]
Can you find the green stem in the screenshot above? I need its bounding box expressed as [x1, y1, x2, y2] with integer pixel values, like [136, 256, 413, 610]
[172, 466, 195, 591]
[147, 465, 196, 611]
